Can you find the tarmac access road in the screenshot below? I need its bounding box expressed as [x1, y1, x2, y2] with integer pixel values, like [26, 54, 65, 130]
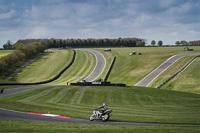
[135, 53, 200, 87]
[83, 49, 106, 82]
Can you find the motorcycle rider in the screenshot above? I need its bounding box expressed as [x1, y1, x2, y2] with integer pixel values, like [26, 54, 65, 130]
[97, 103, 108, 117]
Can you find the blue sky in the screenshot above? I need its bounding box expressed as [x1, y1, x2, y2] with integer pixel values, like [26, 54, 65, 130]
[0, 0, 200, 47]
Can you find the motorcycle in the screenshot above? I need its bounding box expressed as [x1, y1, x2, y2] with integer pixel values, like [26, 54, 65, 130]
[89, 109, 112, 122]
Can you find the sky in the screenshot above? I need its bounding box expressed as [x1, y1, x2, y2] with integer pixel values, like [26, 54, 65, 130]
[0, 0, 200, 48]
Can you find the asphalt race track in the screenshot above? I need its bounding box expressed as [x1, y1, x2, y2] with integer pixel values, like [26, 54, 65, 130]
[1, 108, 199, 127]
[0, 86, 53, 98]
[135, 53, 200, 87]
[83, 49, 106, 82]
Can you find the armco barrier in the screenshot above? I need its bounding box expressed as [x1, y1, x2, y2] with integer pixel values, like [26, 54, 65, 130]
[157, 55, 200, 88]
[0, 50, 76, 86]
[104, 56, 116, 82]
[70, 81, 126, 87]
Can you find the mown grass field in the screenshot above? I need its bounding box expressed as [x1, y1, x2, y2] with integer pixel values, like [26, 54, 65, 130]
[12, 49, 96, 84]
[1, 119, 199, 133]
[0, 85, 199, 125]
[0, 50, 13, 58]
[12, 50, 73, 83]
[48, 49, 96, 85]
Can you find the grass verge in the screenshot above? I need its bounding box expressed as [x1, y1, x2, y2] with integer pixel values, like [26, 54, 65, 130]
[0, 119, 199, 133]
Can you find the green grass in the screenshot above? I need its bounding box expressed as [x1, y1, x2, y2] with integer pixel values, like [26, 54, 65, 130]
[0, 50, 14, 58]
[0, 85, 199, 125]
[92, 47, 200, 86]
[149, 55, 196, 88]
[0, 119, 199, 133]
[48, 49, 96, 85]
[0, 50, 14, 53]
[13, 50, 73, 83]
[160, 57, 200, 94]
[12, 49, 96, 85]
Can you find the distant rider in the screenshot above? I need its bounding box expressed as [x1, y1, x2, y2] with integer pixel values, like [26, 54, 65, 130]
[97, 103, 108, 117]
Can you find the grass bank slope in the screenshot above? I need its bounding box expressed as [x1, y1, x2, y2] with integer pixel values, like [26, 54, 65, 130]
[0, 85, 199, 125]
[160, 57, 200, 94]
[47, 49, 96, 85]
[13, 49, 73, 83]
[93, 47, 200, 86]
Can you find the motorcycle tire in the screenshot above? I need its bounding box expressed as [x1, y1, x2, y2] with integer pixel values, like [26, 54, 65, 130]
[90, 115, 95, 121]
[102, 114, 109, 122]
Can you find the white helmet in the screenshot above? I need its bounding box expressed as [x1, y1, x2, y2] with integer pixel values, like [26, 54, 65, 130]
[103, 103, 106, 106]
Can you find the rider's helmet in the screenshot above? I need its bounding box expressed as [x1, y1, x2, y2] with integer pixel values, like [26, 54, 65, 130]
[103, 103, 106, 106]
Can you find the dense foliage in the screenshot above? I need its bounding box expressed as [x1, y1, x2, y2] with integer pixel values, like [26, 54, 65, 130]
[189, 40, 200, 46]
[0, 41, 46, 76]
[16, 37, 146, 48]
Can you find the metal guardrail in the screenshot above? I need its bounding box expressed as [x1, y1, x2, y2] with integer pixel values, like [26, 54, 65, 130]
[104, 56, 116, 82]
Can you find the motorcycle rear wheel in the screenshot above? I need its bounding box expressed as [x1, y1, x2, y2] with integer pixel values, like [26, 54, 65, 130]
[102, 114, 109, 122]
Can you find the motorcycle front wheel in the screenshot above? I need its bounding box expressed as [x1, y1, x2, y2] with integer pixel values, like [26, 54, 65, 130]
[90, 115, 95, 121]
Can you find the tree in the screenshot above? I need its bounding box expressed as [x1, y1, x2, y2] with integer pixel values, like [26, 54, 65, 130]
[136, 41, 145, 47]
[151, 40, 156, 46]
[180, 40, 188, 46]
[175, 41, 181, 46]
[3, 40, 14, 49]
[158, 40, 163, 47]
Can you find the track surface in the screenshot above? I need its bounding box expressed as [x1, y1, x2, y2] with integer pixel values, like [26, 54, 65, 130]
[0, 86, 52, 98]
[84, 49, 106, 82]
[0, 108, 199, 127]
[135, 53, 200, 87]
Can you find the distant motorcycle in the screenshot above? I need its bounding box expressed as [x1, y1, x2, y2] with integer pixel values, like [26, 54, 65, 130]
[90, 109, 112, 122]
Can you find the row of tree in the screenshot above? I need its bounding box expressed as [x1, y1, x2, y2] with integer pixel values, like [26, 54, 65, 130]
[16, 37, 146, 48]
[0, 41, 46, 76]
[175, 40, 200, 46]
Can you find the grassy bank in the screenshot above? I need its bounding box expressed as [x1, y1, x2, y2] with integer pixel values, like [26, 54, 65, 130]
[149, 55, 196, 88]
[13, 49, 73, 83]
[48, 49, 96, 85]
[161, 57, 200, 94]
[93, 47, 200, 86]
[0, 119, 199, 133]
[0, 85, 199, 125]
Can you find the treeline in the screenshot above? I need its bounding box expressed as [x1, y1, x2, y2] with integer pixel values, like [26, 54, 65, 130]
[175, 40, 200, 46]
[0, 41, 46, 76]
[16, 37, 146, 48]
[189, 40, 200, 46]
